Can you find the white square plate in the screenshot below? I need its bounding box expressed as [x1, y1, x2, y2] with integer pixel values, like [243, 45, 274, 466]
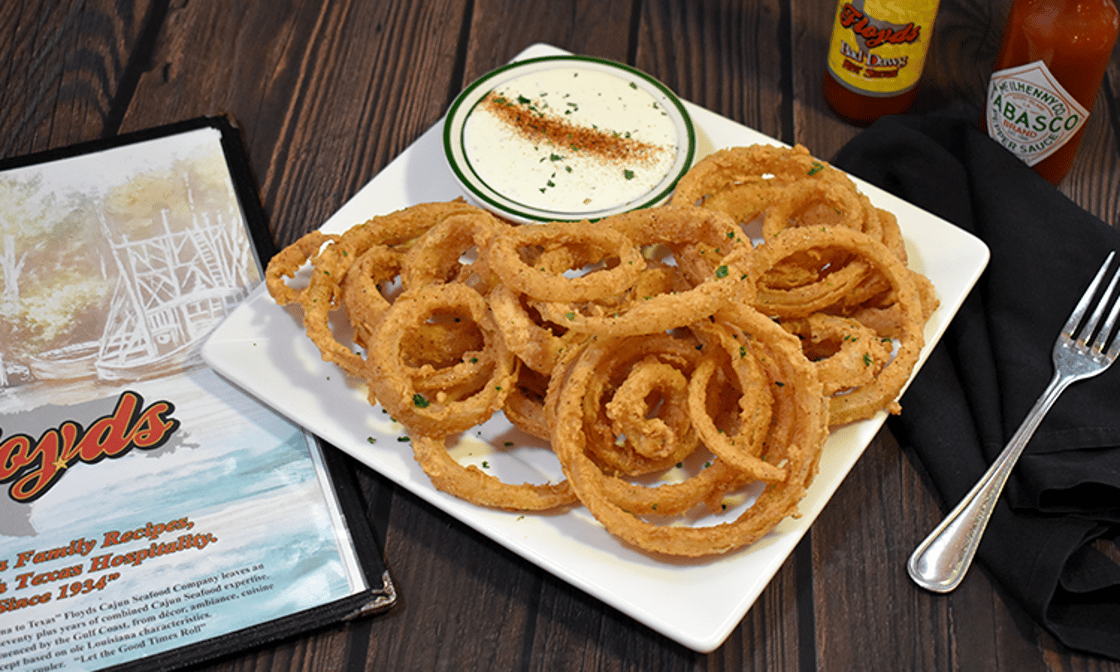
[202, 44, 988, 652]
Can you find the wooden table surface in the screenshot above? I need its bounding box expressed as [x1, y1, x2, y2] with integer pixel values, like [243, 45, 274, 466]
[4, 1, 1120, 670]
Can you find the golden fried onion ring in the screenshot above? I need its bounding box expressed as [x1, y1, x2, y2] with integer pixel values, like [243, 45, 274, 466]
[752, 226, 926, 425]
[550, 307, 826, 557]
[487, 220, 646, 302]
[410, 434, 576, 511]
[263, 143, 940, 558]
[365, 282, 515, 436]
[531, 206, 755, 337]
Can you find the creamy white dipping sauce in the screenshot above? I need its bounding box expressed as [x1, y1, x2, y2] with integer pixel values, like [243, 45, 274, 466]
[461, 67, 679, 215]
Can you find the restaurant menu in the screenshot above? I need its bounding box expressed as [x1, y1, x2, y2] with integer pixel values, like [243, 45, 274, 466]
[0, 118, 395, 671]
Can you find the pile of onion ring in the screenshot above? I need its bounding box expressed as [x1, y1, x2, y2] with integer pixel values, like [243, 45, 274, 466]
[265, 144, 937, 558]
[671, 144, 939, 424]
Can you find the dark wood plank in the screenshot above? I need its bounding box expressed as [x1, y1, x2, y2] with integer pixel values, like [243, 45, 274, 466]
[1065, 94, 1120, 228]
[462, 0, 635, 81]
[809, 434, 948, 671]
[0, 0, 157, 156]
[637, 0, 788, 144]
[120, 0, 471, 247]
[790, 0, 858, 161]
[363, 490, 546, 670]
[711, 554, 804, 672]
[920, 0, 1007, 106]
[525, 578, 705, 672]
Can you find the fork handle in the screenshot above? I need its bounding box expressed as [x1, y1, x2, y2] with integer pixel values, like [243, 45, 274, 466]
[907, 371, 1069, 593]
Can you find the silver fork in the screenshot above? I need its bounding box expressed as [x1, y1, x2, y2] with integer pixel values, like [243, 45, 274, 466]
[908, 251, 1120, 593]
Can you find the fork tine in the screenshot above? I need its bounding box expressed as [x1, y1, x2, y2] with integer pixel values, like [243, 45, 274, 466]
[1100, 270, 1120, 359]
[1090, 266, 1120, 351]
[1083, 262, 1120, 349]
[1066, 251, 1117, 341]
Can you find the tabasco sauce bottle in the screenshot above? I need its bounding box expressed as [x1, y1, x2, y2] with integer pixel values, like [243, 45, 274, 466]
[823, 1, 941, 126]
[985, 0, 1120, 184]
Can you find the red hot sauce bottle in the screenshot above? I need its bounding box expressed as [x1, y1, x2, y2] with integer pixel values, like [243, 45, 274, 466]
[985, 0, 1120, 184]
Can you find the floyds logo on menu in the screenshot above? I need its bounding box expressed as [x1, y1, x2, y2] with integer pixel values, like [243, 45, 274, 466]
[986, 60, 1090, 166]
[0, 391, 180, 503]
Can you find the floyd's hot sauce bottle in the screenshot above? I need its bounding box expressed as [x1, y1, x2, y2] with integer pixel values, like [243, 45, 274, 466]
[822, 0, 942, 126]
[984, 0, 1119, 184]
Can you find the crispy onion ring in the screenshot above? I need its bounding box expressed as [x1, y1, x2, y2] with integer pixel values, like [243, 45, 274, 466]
[487, 220, 646, 302]
[761, 180, 872, 239]
[503, 365, 553, 441]
[606, 205, 752, 286]
[342, 244, 402, 349]
[531, 206, 755, 337]
[401, 211, 504, 292]
[410, 434, 575, 511]
[549, 309, 826, 557]
[544, 332, 746, 519]
[670, 144, 827, 215]
[605, 359, 690, 461]
[266, 200, 486, 377]
[365, 283, 516, 436]
[755, 256, 874, 320]
[687, 321, 784, 482]
[784, 313, 894, 396]
[265, 230, 338, 306]
[489, 283, 575, 375]
[567, 333, 703, 476]
[752, 226, 925, 425]
[265, 142, 940, 557]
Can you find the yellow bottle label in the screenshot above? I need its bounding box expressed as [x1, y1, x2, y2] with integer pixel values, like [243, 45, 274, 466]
[826, 0, 940, 97]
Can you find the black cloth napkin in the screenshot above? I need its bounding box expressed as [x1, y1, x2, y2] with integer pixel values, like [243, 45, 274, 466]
[832, 114, 1120, 660]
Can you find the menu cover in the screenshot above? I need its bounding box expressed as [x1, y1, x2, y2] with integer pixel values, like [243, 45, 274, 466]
[0, 117, 395, 671]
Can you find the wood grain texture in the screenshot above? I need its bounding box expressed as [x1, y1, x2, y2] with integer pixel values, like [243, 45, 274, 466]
[4, 0, 1120, 670]
[637, 0, 787, 142]
[462, 0, 635, 81]
[0, 0, 155, 154]
[122, 0, 472, 246]
[789, 0, 855, 160]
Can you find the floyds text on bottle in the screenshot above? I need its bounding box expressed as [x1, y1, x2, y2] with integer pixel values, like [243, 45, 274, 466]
[826, 1, 937, 95]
